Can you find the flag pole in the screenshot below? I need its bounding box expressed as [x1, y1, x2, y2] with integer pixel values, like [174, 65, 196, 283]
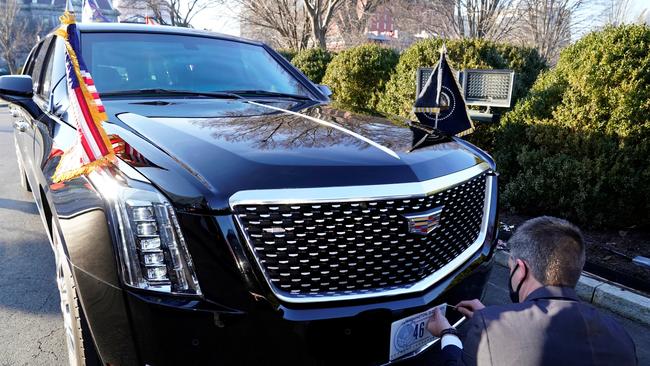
[434, 44, 445, 130]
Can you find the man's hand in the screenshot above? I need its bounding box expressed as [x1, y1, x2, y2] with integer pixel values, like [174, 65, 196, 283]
[455, 299, 485, 318]
[426, 306, 451, 337]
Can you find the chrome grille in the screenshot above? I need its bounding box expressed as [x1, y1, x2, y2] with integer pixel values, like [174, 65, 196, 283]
[233, 172, 488, 300]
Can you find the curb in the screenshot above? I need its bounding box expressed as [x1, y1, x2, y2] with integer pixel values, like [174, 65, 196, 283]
[493, 251, 650, 326]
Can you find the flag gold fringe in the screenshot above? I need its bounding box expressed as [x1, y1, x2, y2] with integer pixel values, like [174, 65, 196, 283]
[455, 126, 476, 137]
[52, 153, 116, 183]
[413, 107, 442, 113]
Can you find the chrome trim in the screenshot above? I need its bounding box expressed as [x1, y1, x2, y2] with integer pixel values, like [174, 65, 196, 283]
[230, 163, 494, 304]
[381, 316, 466, 365]
[230, 162, 490, 206]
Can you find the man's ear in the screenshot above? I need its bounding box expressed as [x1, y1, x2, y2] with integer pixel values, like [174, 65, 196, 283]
[512, 258, 528, 281]
[515, 258, 527, 269]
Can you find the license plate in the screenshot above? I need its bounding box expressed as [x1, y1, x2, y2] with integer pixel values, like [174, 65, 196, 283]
[389, 303, 447, 362]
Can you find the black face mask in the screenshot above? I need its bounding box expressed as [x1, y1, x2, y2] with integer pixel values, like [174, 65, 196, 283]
[508, 261, 528, 303]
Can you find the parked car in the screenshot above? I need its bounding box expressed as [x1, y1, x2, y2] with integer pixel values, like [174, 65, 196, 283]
[0, 23, 498, 366]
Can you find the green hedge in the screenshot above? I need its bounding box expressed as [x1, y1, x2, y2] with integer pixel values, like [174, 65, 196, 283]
[276, 49, 298, 62]
[494, 25, 650, 227]
[377, 38, 546, 119]
[322, 44, 399, 113]
[496, 43, 547, 107]
[291, 48, 333, 84]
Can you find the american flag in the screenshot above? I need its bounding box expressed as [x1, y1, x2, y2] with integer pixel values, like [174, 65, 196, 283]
[52, 11, 115, 183]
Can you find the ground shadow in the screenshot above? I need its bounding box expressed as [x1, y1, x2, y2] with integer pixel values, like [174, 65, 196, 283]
[0, 197, 39, 215]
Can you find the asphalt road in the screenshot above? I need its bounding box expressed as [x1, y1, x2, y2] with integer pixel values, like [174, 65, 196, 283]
[0, 107, 67, 365]
[0, 106, 647, 365]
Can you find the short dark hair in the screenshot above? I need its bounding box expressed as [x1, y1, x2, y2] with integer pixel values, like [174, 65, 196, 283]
[508, 216, 585, 287]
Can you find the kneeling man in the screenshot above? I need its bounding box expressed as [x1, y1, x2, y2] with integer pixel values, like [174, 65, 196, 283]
[427, 216, 637, 366]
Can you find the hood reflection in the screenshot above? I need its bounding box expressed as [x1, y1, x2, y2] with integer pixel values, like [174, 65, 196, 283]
[187, 104, 450, 153]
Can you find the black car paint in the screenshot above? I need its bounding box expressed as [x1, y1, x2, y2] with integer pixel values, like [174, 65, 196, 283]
[111, 99, 486, 211]
[7, 23, 498, 365]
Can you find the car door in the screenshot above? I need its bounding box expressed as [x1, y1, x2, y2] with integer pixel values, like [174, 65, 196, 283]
[33, 36, 68, 190]
[16, 37, 55, 189]
[13, 40, 43, 178]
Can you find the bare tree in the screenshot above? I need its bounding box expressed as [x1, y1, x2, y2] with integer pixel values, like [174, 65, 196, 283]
[302, 0, 345, 48]
[387, 0, 453, 44]
[447, 0, 524, 40]
[518, 0, 587, 63]
[335, 0, 386, 47]
[637, 8, 649, 25]
[600, 0, 632, 25]
[0, 0, 38, 74]
[236, 0, 312, 50]
[388, 0, 522, 42]
[121, 0, 219, 27]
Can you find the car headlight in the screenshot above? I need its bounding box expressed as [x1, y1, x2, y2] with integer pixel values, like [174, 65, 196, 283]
[88, 168, 201, 295]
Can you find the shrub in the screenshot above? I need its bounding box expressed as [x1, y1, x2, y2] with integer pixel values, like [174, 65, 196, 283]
[291, 48, 333, 84]
[495, 43, 547, 104]
[322, 44, 399, 113]
[378, 38, 546, 120]
[494, 25, 650, 227]
[276, 49, 298, 62]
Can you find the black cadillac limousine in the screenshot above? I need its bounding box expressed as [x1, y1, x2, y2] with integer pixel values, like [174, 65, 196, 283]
[0, 23, 498, 366]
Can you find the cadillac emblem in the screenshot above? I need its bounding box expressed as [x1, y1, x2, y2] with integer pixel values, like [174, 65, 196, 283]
[403, 207, 444, 236]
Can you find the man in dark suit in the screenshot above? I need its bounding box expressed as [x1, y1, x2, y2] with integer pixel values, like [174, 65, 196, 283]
[427, 216, 638, 366]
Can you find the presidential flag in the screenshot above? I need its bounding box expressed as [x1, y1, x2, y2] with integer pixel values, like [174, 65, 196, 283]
[52, 10, 115, 183]
[412, 45, 474, 138]
[82, 0, 110, 23]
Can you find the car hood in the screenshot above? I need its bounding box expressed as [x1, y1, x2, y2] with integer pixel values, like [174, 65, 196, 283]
[102, 98, 489, 211]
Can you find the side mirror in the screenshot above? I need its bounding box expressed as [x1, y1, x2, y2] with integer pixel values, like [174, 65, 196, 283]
[0, 75, 41, 118]
[0, 75, 33, 98]
[317, 84, 332, 98]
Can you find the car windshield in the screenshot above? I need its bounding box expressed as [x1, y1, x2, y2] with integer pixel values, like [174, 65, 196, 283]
[80, 32, 312, 98]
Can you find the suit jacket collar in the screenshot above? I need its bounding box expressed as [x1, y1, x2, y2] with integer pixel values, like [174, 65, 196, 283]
[525, 286, 579, 302]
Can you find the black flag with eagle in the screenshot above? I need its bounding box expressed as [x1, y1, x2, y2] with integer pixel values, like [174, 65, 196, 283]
[412, 45, 474, 138]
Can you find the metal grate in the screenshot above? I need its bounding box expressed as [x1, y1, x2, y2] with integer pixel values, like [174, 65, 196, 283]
[466, 73, 510, 100]
[233, 173, 488, 300]
[461, 69, 514, 108]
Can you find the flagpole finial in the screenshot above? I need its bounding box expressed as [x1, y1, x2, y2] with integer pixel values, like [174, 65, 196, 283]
[65, 0, 74, 12]
[60, 9, 77, 25]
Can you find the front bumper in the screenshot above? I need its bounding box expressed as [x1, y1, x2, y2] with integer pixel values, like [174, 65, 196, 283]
[116, 243, 494, 366]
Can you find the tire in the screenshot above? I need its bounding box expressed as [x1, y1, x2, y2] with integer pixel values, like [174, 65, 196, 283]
[53, 221, 100, 366]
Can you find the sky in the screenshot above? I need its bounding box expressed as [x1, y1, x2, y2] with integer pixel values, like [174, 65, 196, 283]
[190, 0, 650, 39]
[625, 0, 650, 22]
[192, 2, 241, 36]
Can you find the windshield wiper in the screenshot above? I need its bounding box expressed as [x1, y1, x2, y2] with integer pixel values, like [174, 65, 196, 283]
[101, 88, 242, 99]
[222, 89, 312, 101]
